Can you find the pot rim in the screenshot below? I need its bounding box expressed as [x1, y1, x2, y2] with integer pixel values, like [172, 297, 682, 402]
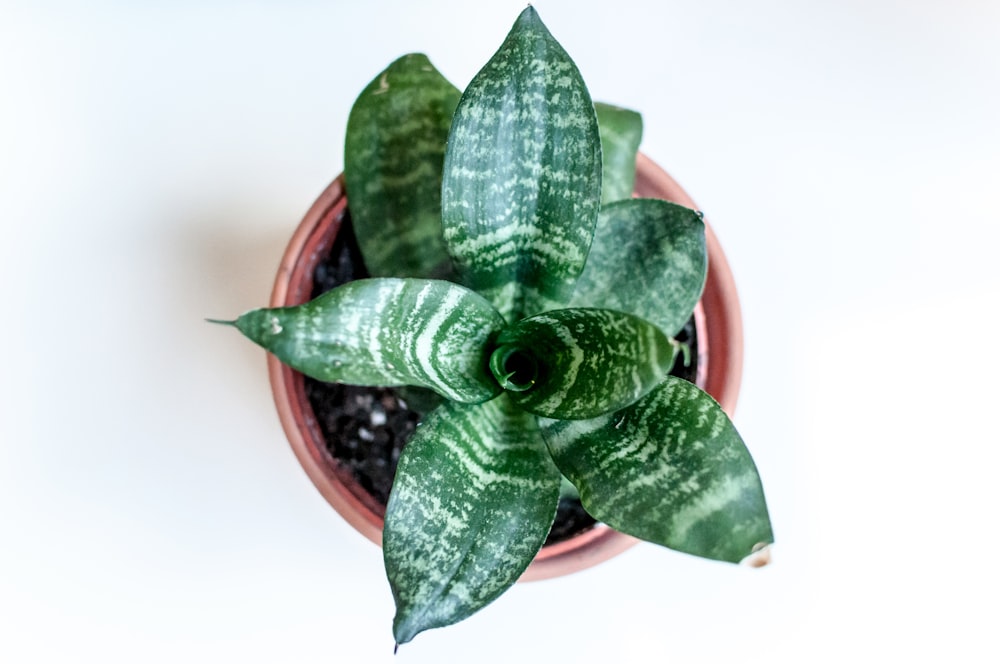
[267, 153, 743, 581]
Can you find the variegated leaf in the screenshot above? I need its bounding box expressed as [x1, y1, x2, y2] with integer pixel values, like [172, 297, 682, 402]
[490, 308, 680, 420]
[228, 278, 504, 403]
[441, 7, 602, 321]
[393, 385, 445, 417]
[595, 102, 643, 204]
[540, 377, 773, 563]
[344, 53, 461, 279]
[385, 396, 560, 645]
[570, 198, 707, 336]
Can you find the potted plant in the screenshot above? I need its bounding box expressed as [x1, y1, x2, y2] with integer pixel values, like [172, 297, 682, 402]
[214, 7, 773, 648]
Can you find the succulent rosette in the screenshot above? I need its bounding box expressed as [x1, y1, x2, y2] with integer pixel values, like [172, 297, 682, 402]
[219, 7, 772, 647]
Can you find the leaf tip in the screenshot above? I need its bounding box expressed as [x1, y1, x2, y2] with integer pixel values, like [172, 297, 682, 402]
[392, 611, 421, 650]
[516, 4, 543, 28]
[741, 542, 773, 568]
[204, 317, 237, 327]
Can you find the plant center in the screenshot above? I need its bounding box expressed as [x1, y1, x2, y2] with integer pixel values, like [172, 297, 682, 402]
[489, 344, 539, 393]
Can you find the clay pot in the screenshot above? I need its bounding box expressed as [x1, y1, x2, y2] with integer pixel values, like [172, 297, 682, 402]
[266, 153, 744, 581]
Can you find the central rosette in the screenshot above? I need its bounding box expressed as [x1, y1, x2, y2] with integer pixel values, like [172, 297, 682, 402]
[489, 344, 541, 392]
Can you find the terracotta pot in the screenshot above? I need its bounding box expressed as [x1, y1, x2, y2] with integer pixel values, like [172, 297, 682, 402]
[267, 153, 744, 581]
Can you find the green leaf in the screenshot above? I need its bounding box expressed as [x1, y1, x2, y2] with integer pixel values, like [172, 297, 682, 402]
[344, 53, 461, 279]
[569, 198, 707, 336]
[595, 102, 643, 204]
[540, 377, 773, 563]
[230, 278, 504, 403]
[393, 385, 445, 417]
[384, 396, 560, 645]
[441, 6, 602, 321]
[490, 308, 680, 419]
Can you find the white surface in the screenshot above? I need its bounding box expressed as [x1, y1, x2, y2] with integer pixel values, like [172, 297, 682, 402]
[2, 0, 998, 661]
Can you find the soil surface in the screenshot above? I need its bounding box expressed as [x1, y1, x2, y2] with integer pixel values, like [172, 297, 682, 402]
[303, 211, 699, 545]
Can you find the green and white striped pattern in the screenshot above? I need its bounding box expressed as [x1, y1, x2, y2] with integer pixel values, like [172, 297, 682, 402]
[384, 396, 560, 645]
[540, 377, 774, 563]
[493, 308, 679, 420]
[232, 278, 504, 403]
[344, 53, 460, 279]
[212, 5, 777, 647]
[441, 6, 602, 321]
[595, 102, 643, 204]
[570, 198, 707, 337]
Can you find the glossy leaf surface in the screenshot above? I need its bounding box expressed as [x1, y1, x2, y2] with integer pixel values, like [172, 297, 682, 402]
[232, 278, 504, 403]
[540, 377, 773, 563]
[595, 102, 643, 204]
[345, 54, 460, 279]
[441, 7, 602, 321]
[385, 396, 560, 645]
[492, 308, 679, 419]
[570, 198, 707, 336]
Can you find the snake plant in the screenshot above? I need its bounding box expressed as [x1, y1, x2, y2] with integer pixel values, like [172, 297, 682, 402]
[217, 7, 772, 647]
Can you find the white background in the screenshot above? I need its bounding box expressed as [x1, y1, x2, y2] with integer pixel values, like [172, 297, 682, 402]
[2, 0, 998, 661]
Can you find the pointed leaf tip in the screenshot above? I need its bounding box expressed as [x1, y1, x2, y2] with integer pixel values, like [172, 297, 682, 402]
[515, 6, 550, 35]
[741, 543, 773, 568]
[204, 317, 237, 327]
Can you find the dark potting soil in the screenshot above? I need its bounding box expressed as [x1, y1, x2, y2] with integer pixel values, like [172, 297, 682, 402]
[303, 212, 700, 545]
